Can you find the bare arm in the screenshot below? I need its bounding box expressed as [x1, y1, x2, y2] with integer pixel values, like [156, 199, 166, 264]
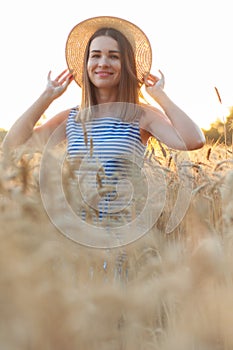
[142, 71, 206, 150]
[2, 70, 74, 152]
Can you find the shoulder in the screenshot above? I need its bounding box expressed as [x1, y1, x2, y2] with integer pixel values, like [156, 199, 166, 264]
[33, 107, 76, 143]
[37, 107, 78, 131]
[139, 102, 171, 124]
[47, 108, 72, 127]
[140, 102, 163, 114]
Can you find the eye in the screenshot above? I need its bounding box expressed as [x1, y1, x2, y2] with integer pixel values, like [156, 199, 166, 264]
[110, 54, 120, 60]
[90, 53, 101, 59]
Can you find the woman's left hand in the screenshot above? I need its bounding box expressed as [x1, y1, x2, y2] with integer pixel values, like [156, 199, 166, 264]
[143, 70, 165, 97]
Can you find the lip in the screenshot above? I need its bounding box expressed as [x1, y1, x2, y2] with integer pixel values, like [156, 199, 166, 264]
[95, 71, 113, 77]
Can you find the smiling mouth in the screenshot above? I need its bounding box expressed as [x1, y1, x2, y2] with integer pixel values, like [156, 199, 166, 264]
[96, 72, 113, 77]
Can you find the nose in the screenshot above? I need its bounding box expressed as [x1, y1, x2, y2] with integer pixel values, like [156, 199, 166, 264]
[98, 55, 110, 66]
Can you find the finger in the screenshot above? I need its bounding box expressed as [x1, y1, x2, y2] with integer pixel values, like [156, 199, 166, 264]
[47, 70, 52, 81]
[144, 72, 158, 87]
[54, 74, 73, 92]
[143, 72, 152, 86]
[143, 72, 150, 83]
[63, 73, 74, 88]
[58, 72, 73, 86]
[55, 69, 69, 82]
[156, 77, 165, 89]
[158, 69, 165, 83]
[158, 69, 164, 77]
[159, 69, 165, 79]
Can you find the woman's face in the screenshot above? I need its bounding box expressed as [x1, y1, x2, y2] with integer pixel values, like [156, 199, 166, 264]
[87, 36, 121, 90]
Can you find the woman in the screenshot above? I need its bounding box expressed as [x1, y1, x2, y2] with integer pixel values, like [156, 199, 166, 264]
[2, 16, 205, 250]
[2, 16, 205, 152]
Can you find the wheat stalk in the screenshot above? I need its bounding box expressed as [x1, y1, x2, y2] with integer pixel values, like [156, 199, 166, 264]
[214, 86, 227, 158]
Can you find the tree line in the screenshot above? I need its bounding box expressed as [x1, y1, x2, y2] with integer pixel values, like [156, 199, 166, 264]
[203, 106, 233, 146]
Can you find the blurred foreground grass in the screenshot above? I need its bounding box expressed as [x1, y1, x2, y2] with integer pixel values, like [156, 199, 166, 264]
[1, 142, 233, 349]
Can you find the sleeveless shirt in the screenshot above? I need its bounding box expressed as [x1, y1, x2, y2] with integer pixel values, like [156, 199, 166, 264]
[66, 107, 147, 225]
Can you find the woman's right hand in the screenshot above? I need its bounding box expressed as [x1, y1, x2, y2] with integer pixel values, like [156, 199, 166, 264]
[45, 69, 74, 100]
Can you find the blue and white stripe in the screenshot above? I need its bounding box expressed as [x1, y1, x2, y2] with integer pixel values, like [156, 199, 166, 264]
[66, 107, 147, 222]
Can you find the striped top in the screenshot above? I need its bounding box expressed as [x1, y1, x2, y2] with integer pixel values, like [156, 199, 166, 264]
[66, 107, 147, 223]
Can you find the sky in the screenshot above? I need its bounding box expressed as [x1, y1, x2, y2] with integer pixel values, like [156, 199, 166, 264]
[0, 0, 232, 131]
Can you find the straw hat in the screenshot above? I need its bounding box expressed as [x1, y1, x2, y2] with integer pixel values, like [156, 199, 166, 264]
[65, 16, 152, 87]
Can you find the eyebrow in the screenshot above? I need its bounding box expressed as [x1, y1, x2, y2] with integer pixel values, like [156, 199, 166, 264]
[90, 49, 121, 53]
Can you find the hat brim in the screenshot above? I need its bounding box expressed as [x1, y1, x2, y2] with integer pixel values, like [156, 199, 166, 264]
[65, 16, 152, 87]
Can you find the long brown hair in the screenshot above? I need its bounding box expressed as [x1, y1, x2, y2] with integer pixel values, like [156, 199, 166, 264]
[80, 27, 143, 111]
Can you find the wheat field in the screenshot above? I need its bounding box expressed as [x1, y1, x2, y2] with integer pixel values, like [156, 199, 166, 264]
[1, 141, 233, 350]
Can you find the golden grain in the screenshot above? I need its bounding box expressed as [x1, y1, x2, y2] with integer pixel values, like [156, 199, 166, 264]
[1, 142, 233, 349]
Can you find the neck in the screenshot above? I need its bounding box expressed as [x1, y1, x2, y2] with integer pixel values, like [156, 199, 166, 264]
[95, 88, 118, 104]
